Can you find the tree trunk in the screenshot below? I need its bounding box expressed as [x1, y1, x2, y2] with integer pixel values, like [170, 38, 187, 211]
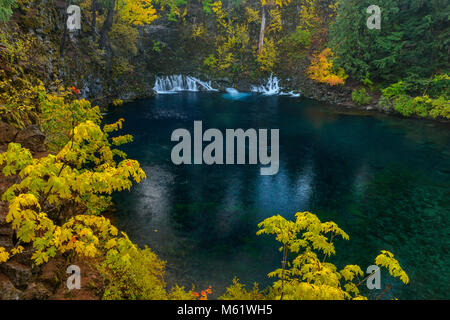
[258, 5, 266, 55]
[99, 7, 114, 49]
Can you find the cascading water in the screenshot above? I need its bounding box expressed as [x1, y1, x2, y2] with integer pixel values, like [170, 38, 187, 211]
[251, 74, 280, 95]
[251, 74, 301, 97]
[280, 91, 301, 98]
[153, 75, 218, 93]
[153, 74, 300, 97]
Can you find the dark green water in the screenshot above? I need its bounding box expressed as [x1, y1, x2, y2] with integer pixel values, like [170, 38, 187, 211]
[105, 92, 450, 300]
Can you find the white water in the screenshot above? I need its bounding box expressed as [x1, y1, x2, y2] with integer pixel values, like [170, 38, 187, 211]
[153, 75, 218, 93]
[154, 74, 300, 97]
[225, 88, 240, 95]
[280, 91, 301, 98]
[251, 74, 301, 97]
[223, 88, 251, 101]
[251, 74, 280, 95]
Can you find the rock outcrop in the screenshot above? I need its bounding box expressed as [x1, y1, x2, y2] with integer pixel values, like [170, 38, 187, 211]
[14, 125, 46, 153]
[0, 122, 18, 144]
[0, 275, 22, 300]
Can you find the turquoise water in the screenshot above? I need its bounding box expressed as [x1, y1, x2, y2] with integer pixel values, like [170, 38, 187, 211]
[105, 92, 450, 299]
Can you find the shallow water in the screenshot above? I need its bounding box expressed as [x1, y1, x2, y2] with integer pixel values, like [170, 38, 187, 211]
[104, 92, 450, 299]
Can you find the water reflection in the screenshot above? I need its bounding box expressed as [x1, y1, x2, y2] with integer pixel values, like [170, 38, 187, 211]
[106, 93, 450, 299]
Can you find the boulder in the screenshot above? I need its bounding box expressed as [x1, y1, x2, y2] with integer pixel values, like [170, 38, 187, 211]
[14, 125, 46, 152]
[0, 261, 32, 290]
[40, 257, 65, 290]
[0, 121, 18, 144]
[0, 275, 22, 300]
[22, 282, 51, 300]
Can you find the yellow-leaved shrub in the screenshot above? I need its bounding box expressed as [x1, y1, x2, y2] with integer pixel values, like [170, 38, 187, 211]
[220, 212, 409, 300]
[307, 48, 348, 86]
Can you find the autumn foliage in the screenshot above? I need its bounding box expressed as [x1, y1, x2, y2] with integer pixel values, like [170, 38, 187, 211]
[307, 48, 348, 86]
[220, 212, 409, 300]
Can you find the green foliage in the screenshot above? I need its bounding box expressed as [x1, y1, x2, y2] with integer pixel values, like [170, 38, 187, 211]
[203, 54, 218, 70]
[401, 74, 450, 98]
[39, 87, 102, 151]
[352, 88, 372, 106]
[109, 22, 139, 57]
[392, 94, 417, 117]
[111, 57, 135, 78]
[360, 72, 374, 89]
[428, 96, 450, 119]
[100, 244, 168, 299]
[330, 0, 450, 82]
[199, 0, 332, 77]
[202, 0, 213, 14]
[220, 278, 267, 300]
[257, 37, 278, 72]
[0, 142, 32, 176]
[0, 79, 43, 129]
[381, 81, 406, 99]
[0, 0, 16, 22]
[391, 94, 450, 119]
[0, 29, 47, 128]
[155, 0, 187, 21]
[289, 27, 311, 48]
[152, 40, 162, 53]
[380, 78, 450, 119]
[378, 95, 392, 111]
[428, 74, 450, 98]
[279, 27, 311, 60]
[203, 1, 256, 76]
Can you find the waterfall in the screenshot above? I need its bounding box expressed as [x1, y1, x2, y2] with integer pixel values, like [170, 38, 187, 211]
[251, 74, 281, 95]
[251, 74, 301, 97]
[153, 75, 218, 93]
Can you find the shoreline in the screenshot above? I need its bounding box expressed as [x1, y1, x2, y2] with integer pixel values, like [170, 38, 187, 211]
[108, 85, 450, 126]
